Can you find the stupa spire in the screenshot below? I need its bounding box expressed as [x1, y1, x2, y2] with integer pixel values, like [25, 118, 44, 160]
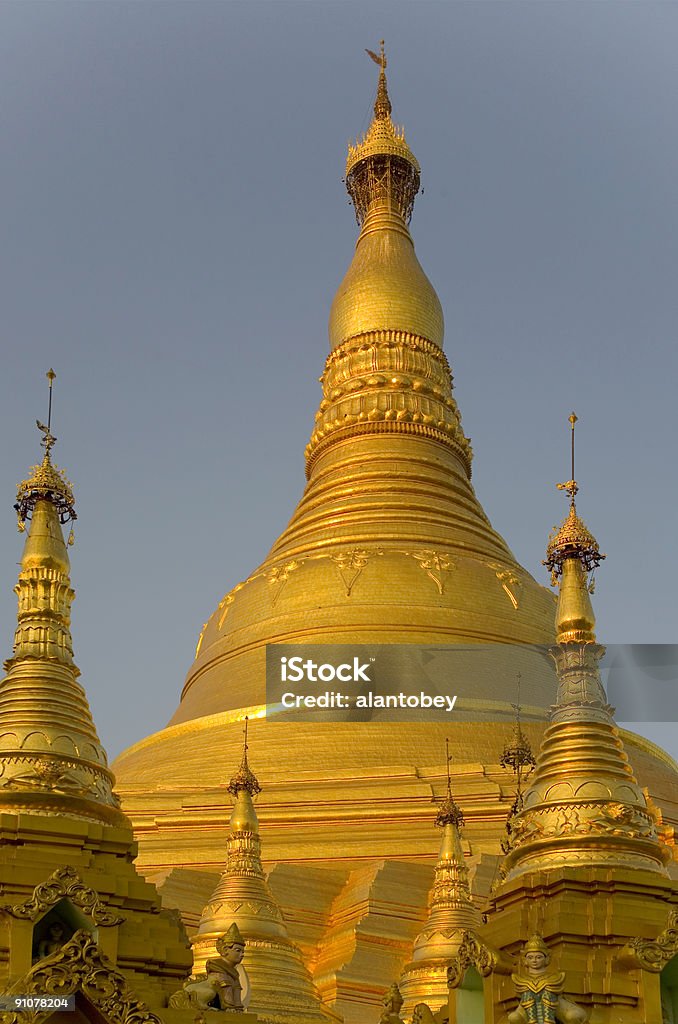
[191, 722, 328, 1023]
[544, 412, 604, 644]
[0, 372, 124, 826]
[367, 40, 391, 118]
[502, 416, 667, 879]
[399, 742, 480, 1015]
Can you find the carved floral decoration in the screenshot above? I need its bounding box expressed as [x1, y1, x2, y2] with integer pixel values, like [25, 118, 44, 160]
[2, 866, 124, 927]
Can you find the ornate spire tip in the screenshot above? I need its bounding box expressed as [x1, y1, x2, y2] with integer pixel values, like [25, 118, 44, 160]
[14, 370, 77, 534]
[543, 413, 604, 582]
[435, 739, 464, 828]
[227, 716, 262, 797]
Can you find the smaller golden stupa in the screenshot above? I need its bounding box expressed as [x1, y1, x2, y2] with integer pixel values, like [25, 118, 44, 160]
[0, 373, 197, 1020]
[399, 741, 480, 1017]
[427, 416, 678, 1024]
[191, 719, 334, 1023]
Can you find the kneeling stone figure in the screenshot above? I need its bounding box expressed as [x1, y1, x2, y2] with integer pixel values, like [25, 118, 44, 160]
[169, 923, 249, 1012]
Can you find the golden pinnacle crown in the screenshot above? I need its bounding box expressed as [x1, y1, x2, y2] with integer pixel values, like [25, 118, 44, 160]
[345, 41, 421, 224]
[14, 371, 77, 533]
[435, 740, 465, 829]
[227, 717, 262, 797]
[543, 413, 604, 582]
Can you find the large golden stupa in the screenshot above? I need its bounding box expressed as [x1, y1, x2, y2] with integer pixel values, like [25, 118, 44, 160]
[113, 47, 678, 1022]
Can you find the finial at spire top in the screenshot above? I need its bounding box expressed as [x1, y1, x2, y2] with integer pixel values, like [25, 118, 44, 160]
[366, 40, 391, 119]
[557, 409, 577, 501]
[544, 413, 604, 584]
[14, 370, 77, 535]
[36, 368, 57, 457]
[345, 42, 420, 224]
[435, 739, 464, 829]
[227, 716, 262, 797]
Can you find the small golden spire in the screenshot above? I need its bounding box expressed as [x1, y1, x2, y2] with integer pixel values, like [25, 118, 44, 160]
[500, 674, 536, 854]
[192, 727, 327, 1022]
[399, 740, 479, 1012]
[0, 375, 124, 826]
[227, 716, 262, 797]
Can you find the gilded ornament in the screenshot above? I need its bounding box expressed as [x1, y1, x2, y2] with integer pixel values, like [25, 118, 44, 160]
[487, 563, 523, 610]
[621, 910, 678, 973]
[410, 551, 455, 596]
[217, 583, 244, 630]
[3, 865, 124, 926]
[227, 717, 261, 798]
[195, 623, 208, 658]
[0, 396, 126, 827]
[446, 930, 506, 989]
[330, 548, 373, 596]
[263, 561, 301, 605]
[2, 929, 160, 1024]
[503, 423, 668, 880]
[543, 416, 604, 588]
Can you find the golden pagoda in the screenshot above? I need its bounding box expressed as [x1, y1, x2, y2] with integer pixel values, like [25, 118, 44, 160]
[399, 743, 481, 1018]
[112, 50, 678, 1022]
[429, 419, 678, 1024]
[0, 375, 210, 1022]
[190, 721, 332, 1023]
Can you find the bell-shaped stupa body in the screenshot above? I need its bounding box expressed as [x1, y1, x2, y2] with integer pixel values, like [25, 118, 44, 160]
[113, 52, 678, 1024]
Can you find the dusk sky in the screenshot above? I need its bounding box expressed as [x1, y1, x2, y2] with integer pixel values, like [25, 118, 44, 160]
[1, 1, 677, 764]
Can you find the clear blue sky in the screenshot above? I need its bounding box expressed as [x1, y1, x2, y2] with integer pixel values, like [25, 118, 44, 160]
[1, 1, 677, 762]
